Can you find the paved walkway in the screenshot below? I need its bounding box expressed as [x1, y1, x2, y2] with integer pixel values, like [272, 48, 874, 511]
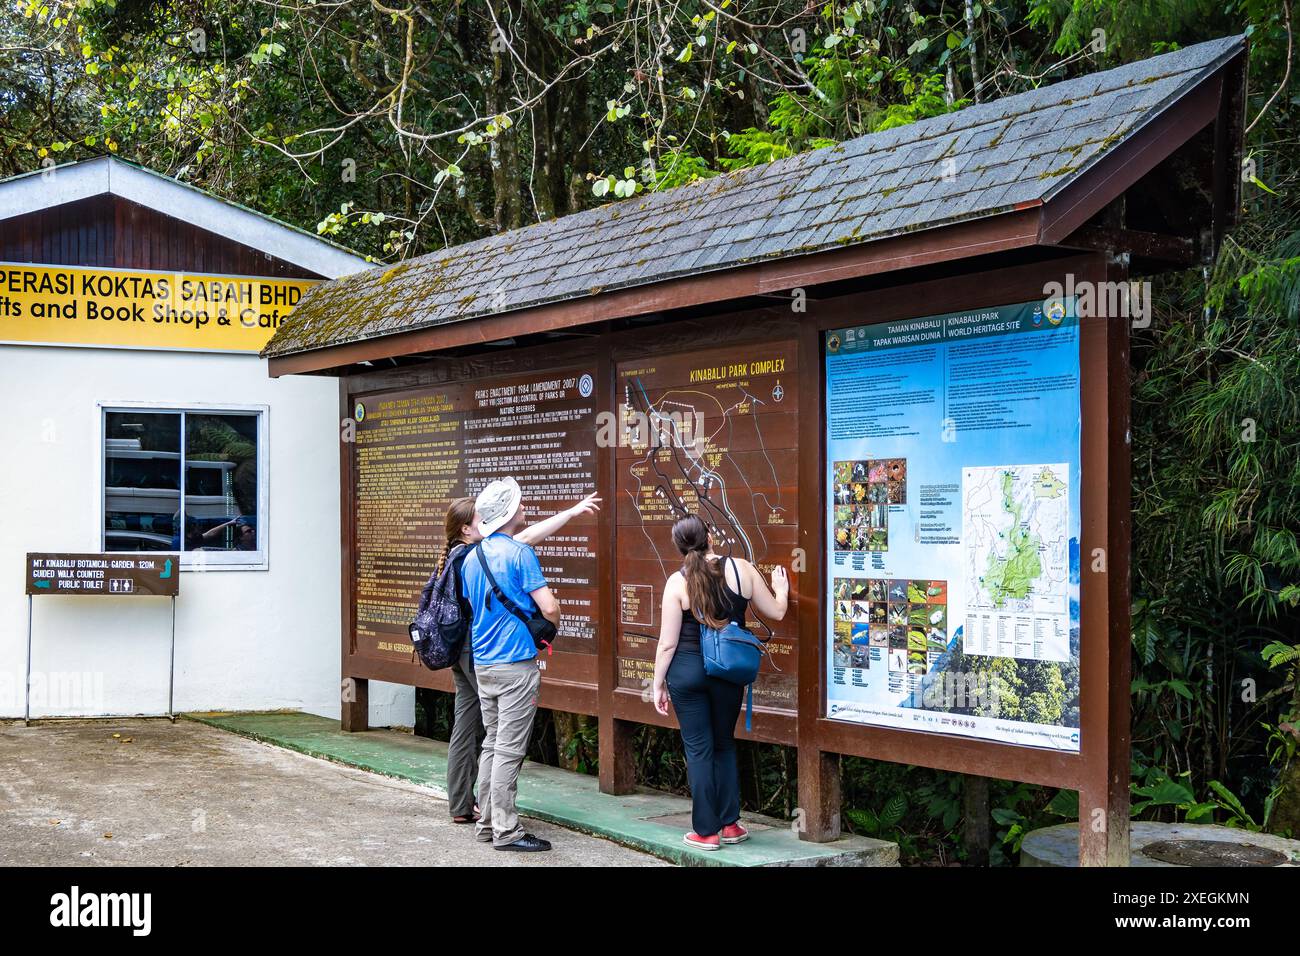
[0, 718, 663, 866]
[189, 711, 897, 867]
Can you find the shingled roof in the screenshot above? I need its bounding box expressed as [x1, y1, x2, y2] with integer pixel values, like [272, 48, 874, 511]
[263, 34, 1245, 360]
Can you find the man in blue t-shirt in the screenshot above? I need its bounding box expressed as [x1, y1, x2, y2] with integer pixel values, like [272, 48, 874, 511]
[460, 476, 560, 852]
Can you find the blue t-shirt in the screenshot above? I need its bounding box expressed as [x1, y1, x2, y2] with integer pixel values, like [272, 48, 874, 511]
[460, 532, 548, 666]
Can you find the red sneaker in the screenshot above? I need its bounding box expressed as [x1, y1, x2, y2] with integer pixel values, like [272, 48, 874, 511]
[683, 832, 721, 851]
[720, 822, 749, 844]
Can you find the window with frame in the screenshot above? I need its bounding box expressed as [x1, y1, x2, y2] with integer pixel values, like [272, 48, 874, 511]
[102, 407, 266, 568]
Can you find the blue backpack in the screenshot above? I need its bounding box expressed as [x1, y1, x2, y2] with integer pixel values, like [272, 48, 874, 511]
[409, 544, 471, 670]
[700, 559, 772, 731]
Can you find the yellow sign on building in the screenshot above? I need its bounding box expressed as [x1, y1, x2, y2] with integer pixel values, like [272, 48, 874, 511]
[0, 262, 318, 353]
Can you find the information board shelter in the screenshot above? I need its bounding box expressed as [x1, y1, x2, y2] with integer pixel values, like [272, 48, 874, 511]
[263, 37, 1247, 865]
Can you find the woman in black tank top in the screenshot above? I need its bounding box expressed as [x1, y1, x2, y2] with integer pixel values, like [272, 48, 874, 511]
[650, 514, 790, 852]
[677, 556, 750, 644]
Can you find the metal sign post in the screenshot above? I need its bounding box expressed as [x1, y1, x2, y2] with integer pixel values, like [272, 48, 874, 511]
[168, 595, 177, 722]
[24, 594, 33, 726]
[24, 552, 180, 723]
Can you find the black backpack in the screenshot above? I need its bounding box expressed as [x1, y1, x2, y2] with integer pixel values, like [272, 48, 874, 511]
[408, 543, 471, 670]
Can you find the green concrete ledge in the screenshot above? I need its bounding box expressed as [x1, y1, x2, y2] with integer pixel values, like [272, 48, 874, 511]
[186, 711, 897, 868]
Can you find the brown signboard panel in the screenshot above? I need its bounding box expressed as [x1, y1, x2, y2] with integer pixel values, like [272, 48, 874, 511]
[26, 552, 179, 596]
[350, 367, 599, 697]
[614, 341, 799, 718]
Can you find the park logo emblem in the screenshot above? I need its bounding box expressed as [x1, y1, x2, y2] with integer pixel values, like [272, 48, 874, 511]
[354, 401, 366, 422]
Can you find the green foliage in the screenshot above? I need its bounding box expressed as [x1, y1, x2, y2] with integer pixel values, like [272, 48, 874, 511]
[1129, 765, 1268, 829]
[1125, 177, 1299, 829]
[840, 758, 967, 864]
[844, 793, 907, 840]
[652, 149, 718, 190]
[720, 49, 964, 173]
[989, 784, 1076, 863]
[1131, 767, 1218, 821]
[1260, 640, 1300, 833]
[1027, 0, 1222, 59]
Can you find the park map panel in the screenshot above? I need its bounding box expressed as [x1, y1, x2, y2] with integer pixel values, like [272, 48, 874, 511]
[615, 341, 799, 715]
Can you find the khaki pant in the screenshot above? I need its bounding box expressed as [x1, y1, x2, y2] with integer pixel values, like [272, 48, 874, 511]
[447, 643, 485, 819]
[474, 659, 540, 846]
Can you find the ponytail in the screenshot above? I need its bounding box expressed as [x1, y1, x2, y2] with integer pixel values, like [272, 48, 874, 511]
[673, 515, 732, 629]
[440, 497, 477, 571]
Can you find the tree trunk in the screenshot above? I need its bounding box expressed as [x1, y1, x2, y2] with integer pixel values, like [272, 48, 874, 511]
[565, 73, 591, 215]
[487, 2, 522, 232]
[551, 711, 595, 772]
[1268, 680, 1300, 835]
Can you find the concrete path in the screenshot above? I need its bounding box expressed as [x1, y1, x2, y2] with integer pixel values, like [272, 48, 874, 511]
[191, 711, 897, 866]
[0, 718, 664, 867]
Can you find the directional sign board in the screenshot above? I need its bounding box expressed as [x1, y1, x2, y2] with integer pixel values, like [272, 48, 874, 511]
[25, 552, 180, 597]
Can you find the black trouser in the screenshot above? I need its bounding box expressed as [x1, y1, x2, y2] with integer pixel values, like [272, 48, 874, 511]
[666, 644, 743, 837]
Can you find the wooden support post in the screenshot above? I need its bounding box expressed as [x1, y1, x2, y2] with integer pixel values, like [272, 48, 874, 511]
[594, 329, 637, 795]
[598, 716, 637, 794]
[338, 378, 367, 734]
[794, 319, 843, 842]
[341, 676, 369, 732]
[1076, 252, 1133, 865]
[797, 747, 842, 842]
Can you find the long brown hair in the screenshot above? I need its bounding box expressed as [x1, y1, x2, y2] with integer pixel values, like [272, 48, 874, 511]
[673, 514, 731, 629]
[441, 497, 477, 569]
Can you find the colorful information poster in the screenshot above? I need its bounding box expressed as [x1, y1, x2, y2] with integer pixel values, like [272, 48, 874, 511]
[824, 299, 1082, 751]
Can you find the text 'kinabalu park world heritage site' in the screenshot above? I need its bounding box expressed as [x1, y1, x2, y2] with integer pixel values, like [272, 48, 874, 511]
[0, 0, 1297, 932]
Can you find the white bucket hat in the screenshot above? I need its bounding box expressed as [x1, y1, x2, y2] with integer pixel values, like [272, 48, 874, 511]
[475, 477, 523, 536]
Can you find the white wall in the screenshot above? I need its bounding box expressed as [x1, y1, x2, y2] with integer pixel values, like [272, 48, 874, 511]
[0, 344, 412, 726]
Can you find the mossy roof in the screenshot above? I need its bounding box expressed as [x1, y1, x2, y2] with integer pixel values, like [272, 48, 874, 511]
[263, 34, 1244, 359]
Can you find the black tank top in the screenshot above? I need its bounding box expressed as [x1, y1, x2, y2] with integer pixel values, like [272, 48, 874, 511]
[678, 557, 750, 644]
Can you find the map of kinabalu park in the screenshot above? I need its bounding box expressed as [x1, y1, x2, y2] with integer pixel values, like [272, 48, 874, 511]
[963, 463, 1071, 662]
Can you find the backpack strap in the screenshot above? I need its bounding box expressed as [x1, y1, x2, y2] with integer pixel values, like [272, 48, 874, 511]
[417, 573, 437, 615]
[421, 542, 467, 614]
[474, 542, 535, 628]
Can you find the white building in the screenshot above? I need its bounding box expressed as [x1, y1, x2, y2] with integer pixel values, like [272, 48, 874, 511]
[0, 157, 411, 725]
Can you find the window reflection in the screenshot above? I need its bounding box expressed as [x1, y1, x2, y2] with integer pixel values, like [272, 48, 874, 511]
[183, 413, 259, 552]
[103, 410, 261, 557]
[104, 412, 181, 552]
